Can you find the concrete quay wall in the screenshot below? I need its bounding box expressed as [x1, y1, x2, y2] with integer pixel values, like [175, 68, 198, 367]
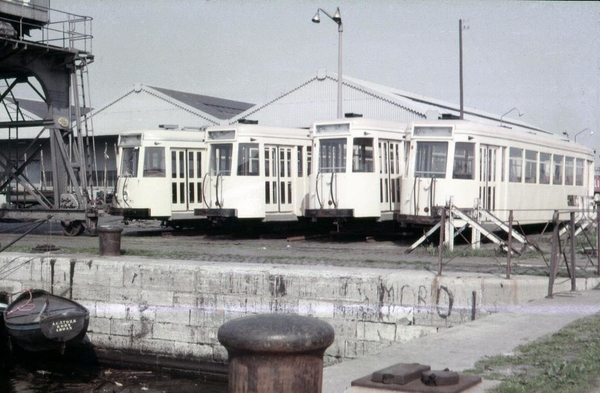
[1, 253, 598, 367]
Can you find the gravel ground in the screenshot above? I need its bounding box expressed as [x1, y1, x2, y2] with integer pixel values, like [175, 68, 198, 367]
[0, 214, 580, 278]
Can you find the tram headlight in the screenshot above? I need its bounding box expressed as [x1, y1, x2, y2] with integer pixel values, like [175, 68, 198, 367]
[123, 190, 128, 202]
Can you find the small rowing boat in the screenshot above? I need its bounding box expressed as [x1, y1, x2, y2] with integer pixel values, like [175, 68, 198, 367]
[4, 289, 89, 352]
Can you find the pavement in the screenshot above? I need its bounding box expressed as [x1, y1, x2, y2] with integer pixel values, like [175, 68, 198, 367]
[323, 288, 600, 393]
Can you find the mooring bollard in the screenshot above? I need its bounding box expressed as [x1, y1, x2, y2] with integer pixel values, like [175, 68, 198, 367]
[98, 225, 123, 256]
[218, 313, 335, 393]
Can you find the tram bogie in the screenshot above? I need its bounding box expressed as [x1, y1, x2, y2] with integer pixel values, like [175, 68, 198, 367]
[195, 124, 312, 223]
[111, 129, 207, 227]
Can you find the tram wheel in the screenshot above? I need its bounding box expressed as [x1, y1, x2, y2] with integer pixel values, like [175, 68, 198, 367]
[61, 220, 85, 236]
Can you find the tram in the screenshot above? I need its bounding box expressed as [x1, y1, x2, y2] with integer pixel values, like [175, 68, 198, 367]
[111, 129, 207, 227]
[399, 119, 596, 226]
[305, 118, 408, 223]
[194, 124, 312, 223]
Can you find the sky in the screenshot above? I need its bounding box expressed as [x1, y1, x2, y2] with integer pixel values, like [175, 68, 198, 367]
[49, 0, 600, 151]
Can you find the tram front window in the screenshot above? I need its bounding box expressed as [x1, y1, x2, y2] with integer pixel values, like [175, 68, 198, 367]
[415, 141, 448, 178]
[210, 144, 232, 176]
[352, 138, 373, 172]
[120, 147, 139, 177]
[452, 142, 474, 179]
[237, 143, 259, 176]
[319, 138, 347, 173]
[143, 147, 165, 177]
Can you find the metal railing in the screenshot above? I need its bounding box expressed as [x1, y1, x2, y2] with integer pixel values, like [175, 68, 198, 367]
[0, 0, 92, 54]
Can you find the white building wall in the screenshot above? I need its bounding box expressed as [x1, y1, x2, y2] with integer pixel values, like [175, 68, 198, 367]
[92, 89, 220, 136]
[233, 75, 427, 128]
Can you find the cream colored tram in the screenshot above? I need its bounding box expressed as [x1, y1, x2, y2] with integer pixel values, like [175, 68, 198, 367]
[194, 124, 312, 222]
[305, 118, 408, 222]
[399, 119, 595, 226]
[111, 129, 207, 227]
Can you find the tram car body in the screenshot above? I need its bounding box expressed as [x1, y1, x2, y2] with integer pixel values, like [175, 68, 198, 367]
[195, 124, 312, 222]
[111, 129, 207, 227]
[305, 118, 408, 222]
[399, 119, 596, 226]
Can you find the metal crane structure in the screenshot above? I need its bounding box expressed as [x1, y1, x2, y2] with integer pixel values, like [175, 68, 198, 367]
[0, 0, 97, 236]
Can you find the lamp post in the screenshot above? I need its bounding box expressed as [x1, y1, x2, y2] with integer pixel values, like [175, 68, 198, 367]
[574, 128, 593, 142]
[312, 7, 343, 118]
[500, 107, 523, 127]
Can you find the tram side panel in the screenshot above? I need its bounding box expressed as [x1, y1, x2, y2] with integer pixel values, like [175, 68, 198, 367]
[398, 120, 595, 227]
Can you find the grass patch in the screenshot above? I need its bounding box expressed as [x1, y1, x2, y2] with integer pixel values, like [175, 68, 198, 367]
[466, 312, 600, 393]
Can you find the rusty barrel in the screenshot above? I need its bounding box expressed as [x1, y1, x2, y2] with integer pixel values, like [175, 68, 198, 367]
[218, 313, 334, 393]
[98, 225, 123, 256]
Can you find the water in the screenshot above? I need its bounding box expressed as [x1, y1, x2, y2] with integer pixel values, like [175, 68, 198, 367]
[0, 347, 228, 393]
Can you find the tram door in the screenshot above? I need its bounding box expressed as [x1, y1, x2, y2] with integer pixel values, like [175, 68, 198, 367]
[264, 145, 294, 213]
[379, 140, 402, 212]
[479, 145, 501, 212]
[171, 149, 204, 212]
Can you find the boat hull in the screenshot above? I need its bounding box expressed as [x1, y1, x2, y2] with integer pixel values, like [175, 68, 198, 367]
[4, 290, 89, 352]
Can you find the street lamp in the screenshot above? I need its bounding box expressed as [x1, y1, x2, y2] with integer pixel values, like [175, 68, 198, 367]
[500, 107, 523, 127]
[574, 128, 593, 142]
[312, 7, 343, 118]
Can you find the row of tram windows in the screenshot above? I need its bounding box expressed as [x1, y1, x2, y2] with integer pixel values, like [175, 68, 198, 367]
[318, 137, 403, 174]
[210, 143, 312, 206]
[412, 141, 587, 187]
[120, 147, 203, 180]
[209, 144, 312, 177]
[509, 148, 585, 186]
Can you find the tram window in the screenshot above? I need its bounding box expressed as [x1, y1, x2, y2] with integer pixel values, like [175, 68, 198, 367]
[307, 146, 312, 176]
[565, 157, 574, 186]
[210, 144, 232, 176]
[575, 159, 584, 186]
[319, 138, 347, 173]
[553, 154, 564, 185]
[352, 138, 373, 172]
[524, 150, 537, 184]
[452, 142, 474, 180]
[143, 147, 165, 177]
[298, 146, 304, 177]
[237, 143, 259, 176]
[509, 148, 523, 183]
[539, 153, 551, 184]
[415, 142, 447, 178]
[121, 147, 139, 177]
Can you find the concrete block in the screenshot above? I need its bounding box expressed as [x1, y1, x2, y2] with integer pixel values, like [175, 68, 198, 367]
[395, 325, 438, 342]
[125, 303, 156, 322]
[173, 292, 199, 308]
[96, 301, 128, 319]
[217, 294, 265, 314]
[154, 305, 191, 325]
[72, 285, 110, 302]
[88, 317, 111, 335]
[190, 308, 225, 328]
[191, 326, 218, 344]
[356, 321, 397, 342]
[140, 338, 175, 355]
[172, 341, 215, 358]
[298, 299, 335, 319]
[141, 289, 174, 307]
[110, 319, 152, 339]
[110, 287, 143, 304]
[123, 264, 143, 289]
[153, 322, 194, 342]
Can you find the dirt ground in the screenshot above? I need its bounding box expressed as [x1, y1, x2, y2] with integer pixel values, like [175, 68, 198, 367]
[0, 214, 576, 279]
